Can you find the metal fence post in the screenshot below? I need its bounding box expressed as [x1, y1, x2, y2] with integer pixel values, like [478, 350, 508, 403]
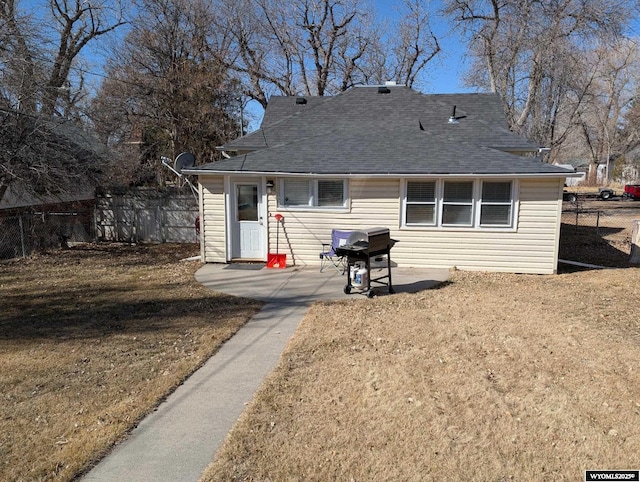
[159, 205, 164, 243]
[133, 207, 138, 244]
[18, 215, 26, 258]
[93, 208, 97, 243]
[631, 220, 640, 264]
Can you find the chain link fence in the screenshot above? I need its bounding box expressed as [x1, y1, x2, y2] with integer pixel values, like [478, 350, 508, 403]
[560, 204, 640, 267]
[561, 207, 640, 241]
[0, 211, 95, 260]
[0, 216, 30, 259]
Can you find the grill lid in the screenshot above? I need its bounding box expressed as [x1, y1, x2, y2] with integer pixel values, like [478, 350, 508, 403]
[347, 227, 389, 245]
[347, 231, 368, 245]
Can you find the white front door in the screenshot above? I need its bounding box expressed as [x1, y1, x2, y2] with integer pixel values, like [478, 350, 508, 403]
[231, 180, 265, 260]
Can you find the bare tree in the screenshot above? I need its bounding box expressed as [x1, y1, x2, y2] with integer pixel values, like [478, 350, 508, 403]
[575, 40, 640, 182]
[40, 0, 127, 116]
[389, 0, 440, 88]
[0, 108, 109, 196]
[0, 0, 127, 116]
[208, 0, 308, 107]
[444, 0, 634, 150]
[0, 0, 127, 198]
[621, 96, 640, 159]
[296, 0, 364, 96]
[0, 0, 43, 113]
[212, 0, 442, 107]
[89, 0, 239, 186]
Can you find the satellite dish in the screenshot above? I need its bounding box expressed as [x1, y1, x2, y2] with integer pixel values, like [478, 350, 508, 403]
[174, 152, 196, 173]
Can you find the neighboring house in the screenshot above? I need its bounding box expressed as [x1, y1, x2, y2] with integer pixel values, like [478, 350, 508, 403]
[1, 114, 107, 216]
[185, 85, 575, 274]
[0, 183, 94, 213]
[556, 163, 586, 187]
[556, 159, 611, 186]
[0, 182, 95, 257]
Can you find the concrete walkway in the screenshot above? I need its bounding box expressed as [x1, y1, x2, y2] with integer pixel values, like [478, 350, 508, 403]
[82, 264, 450, 482]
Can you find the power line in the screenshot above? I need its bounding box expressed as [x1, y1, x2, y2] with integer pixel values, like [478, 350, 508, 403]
[4, 50, 235, 95]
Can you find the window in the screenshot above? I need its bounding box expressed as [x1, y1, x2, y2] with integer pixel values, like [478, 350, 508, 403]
[406, 181, 436, 225]
[317, 180, 345, 206]
[404, 179, 516, 229]
[236, 184, 258, 221]
[282, 179, 310, 206]
[280, 178, 347, 208]
[480, 181, 512, 226]
[442, 181, 473, 226]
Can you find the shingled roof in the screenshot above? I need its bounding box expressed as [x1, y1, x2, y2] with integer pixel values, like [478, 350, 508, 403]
[188, 85, 572, 177]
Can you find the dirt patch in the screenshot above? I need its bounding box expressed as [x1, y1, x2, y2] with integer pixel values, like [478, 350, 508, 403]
[203, 268, 640, 481]
[0, 244, 262, 481]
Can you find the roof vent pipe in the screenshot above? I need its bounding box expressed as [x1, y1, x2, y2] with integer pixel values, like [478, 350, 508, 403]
[448, 105, 467, 124]
[378, 86, 391, 94]
[296, 97, 307, 105]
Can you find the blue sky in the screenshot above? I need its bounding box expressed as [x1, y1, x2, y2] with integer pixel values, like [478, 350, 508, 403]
[373, 0, 472, 94]
[414, 25, 472, 94]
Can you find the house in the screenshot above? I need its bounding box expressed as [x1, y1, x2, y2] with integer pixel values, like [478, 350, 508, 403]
[555, 163, 587, 187]
[185, 85, 576, 274]
[0, 182, 95, 258]
[0, 114, 109, 255]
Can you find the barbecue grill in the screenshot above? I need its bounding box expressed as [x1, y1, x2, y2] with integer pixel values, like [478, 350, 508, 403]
[334, 227, 397, 297]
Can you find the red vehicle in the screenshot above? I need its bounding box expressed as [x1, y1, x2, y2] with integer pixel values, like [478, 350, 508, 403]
[624, 184, 640, 200]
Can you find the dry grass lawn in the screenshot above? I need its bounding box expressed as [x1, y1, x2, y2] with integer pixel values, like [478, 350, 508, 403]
[3, 214, 640, 482]
[0, 244, 262, 481]
[203, 268, 640, 481]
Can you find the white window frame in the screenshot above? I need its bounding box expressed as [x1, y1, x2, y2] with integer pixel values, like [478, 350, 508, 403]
[477, 180, 515, 227]
[405, 180, 437, 226]
[440, 180, 475, 227]
[279, 178, 349, 210]
[402, 179, 517, 230]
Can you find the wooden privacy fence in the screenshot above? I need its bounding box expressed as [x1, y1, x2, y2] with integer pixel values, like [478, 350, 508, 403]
[95, 187, 199, 244]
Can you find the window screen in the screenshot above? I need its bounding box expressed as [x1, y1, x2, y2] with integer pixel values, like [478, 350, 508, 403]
[480, 181, 512, 226]
[280, 178, 347, 208]
[282, 179, 310, 206]
[482, 182, 511, 202]
[480, 205, 511, 225]
[406, 181, 436, 225]
[407, 181, 436, 202]
[443, 181, 473, 202]
[406, 205, 435, 224]
[317, 180, 345, 206]
[442, 181, 473, 225]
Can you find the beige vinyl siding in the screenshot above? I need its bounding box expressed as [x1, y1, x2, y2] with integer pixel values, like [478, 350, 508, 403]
[391, 178, 562, 274]
[267, 177, 562, 274]
[200, 175, 563, 274]
[201, 176, 226, 263]
[265, 179, 398, 266]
